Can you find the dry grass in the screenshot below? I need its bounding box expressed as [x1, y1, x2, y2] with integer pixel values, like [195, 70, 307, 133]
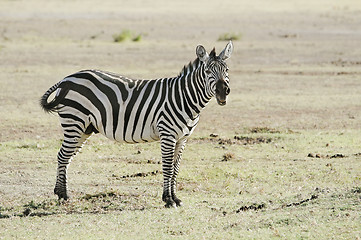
[1, 0, 361, 239]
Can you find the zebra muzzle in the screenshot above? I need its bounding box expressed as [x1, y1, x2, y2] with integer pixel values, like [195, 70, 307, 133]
[217, 99, 227, 106]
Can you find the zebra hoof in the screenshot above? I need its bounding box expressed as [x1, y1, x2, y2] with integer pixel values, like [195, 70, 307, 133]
[174, 198, 183, 207]
[165, 199, 177, 208]
[54, 187, 69, 201]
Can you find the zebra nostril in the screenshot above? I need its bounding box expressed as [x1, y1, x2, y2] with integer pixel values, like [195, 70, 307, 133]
[225, 87, 230, 95]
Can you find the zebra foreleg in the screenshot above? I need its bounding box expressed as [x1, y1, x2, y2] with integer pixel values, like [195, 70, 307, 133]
[160, 136, 177, 208]
[170, 138, 187, 207]
[54, 132, 91, 200]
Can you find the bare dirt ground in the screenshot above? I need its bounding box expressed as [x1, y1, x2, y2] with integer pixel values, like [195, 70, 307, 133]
[0, 0, 360, 239]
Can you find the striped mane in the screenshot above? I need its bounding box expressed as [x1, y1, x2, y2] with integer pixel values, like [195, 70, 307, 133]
[178, 58, 201, 77]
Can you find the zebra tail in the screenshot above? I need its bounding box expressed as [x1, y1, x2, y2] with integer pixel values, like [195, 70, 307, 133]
[40, 81, 69, 113]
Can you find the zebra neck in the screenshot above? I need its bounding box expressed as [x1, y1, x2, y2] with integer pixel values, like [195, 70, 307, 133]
[178, 59, 213, 119]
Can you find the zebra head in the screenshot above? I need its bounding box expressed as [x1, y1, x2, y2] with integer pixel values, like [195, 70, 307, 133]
[196, 41, 233, 106]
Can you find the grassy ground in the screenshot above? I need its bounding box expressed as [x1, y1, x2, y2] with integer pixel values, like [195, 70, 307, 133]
[1, 130, 360, 239]
[1, 0, 361, 239]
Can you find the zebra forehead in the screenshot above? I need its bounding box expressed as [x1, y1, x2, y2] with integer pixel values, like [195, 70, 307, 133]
[207, 59, 228, 70]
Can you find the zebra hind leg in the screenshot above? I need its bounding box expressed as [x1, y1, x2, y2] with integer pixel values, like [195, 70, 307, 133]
[54, 131, 92, 200]
[170, 138, 187, 207]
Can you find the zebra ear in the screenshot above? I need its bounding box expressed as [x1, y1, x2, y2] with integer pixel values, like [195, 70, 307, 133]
[196, 45, 209, 62]
[219, 41, 233, 61]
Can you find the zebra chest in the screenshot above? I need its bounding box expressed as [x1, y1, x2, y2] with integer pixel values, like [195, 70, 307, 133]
[175, 115, 200, 138]
[185, 116, 199, 135]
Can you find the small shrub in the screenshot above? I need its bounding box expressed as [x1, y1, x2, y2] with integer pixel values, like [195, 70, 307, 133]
[113, 30, 132, 42]
[113, 30, 143, 43]
[218, 32, 242, 41]
[132, 34, 142, 42]
[222, 152, 235, 162]
[249, 127, 280, 134]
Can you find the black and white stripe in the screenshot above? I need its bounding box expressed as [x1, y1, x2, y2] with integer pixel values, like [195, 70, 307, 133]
[40, 41, 233, 207]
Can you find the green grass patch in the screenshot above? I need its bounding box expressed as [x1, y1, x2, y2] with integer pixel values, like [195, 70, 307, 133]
[218, 32, 242, 41]
[113, 30, 143, 42]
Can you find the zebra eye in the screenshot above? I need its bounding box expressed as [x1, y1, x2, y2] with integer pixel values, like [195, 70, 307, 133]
[205, 70, 212, 75]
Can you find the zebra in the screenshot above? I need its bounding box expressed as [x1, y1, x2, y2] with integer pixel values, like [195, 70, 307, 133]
[40, 41, 233, 208]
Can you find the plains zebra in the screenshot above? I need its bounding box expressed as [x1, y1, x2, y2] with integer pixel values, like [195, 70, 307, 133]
[40, 41, 233, 208]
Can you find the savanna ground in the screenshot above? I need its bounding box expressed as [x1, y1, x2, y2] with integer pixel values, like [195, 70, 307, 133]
[0, 0, 360, 239]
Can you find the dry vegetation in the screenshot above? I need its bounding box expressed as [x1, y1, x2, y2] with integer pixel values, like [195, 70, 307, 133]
[0, 0, 361, 239]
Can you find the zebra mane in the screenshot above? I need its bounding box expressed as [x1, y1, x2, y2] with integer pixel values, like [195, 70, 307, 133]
[178, 58, 201, 77]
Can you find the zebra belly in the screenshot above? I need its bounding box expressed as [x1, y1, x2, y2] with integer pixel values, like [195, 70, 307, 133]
[112, 122, 160, 143]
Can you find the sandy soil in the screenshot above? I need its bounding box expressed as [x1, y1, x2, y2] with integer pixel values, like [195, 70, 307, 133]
[1, 0, 361, 137]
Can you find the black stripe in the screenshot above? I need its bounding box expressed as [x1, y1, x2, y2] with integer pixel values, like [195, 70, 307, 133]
[195, 85, 207, 108]
[69, 72, 119, 139]
[167, 85, 187, 126]
[159, 112, 177, 136]
[64, 129, 82, 134]
[61, 149, 76, 154]
[182, 88, 199, 120]
[60, 99, 99, 130]
[62, 81, 107, 134]
[192, 73, 207, 108]
[58, 113, 86, 128]
[186, 66, 198, 104]
[131, 80, 156, 141]
[151, 80, 168, 130]
[62, 140, 77, 147]
[174, 78, 182, 111]
[123, 80, 148, 142]
[61, 123, 84, 133]
[92, 70, 135, 89]
[58, 152, 69, 160]
[140, 80, 162, 140]
[164, 103, 183, 132]
[179, 75, 193, 119]
[63, 133, 79, 139]
[91, 70, 130, 102]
